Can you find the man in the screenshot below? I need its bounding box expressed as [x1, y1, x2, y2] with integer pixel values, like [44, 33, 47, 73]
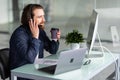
[9, 4, 60, 80]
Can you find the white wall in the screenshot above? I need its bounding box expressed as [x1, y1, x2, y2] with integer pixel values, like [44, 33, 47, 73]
[0, 0, 119, 24]
[0, 0, 120, 41]
[52, 0, 94, 18]
[45, 0, 120, 41]
[96, 8, 120, 40]
[96, 0, 120, 8]
[0, 0, 13, 24]
[0, 0, 9, 24]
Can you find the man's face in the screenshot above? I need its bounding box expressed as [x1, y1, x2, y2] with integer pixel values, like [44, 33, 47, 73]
[33, 9, 45, 27]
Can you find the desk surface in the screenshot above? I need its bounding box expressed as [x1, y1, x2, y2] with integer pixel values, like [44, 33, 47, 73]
[11, 51, 119, 80]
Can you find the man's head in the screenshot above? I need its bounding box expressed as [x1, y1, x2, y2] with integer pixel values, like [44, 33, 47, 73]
[21, 4, 45, 29]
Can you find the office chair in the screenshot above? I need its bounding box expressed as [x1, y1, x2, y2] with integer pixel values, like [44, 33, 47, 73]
[0, 48, 10, 80]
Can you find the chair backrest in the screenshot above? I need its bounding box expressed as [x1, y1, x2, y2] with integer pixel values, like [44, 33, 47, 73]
[0, 48, 9, 80]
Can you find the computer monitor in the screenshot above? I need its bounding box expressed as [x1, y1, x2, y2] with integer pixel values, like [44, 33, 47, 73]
[86, 9, 101, 58]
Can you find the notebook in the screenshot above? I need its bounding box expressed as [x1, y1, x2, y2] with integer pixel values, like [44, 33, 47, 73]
[38, 48, 87, 75]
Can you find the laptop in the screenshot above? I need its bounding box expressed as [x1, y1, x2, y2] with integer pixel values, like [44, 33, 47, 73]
[38, 48, 87, 75]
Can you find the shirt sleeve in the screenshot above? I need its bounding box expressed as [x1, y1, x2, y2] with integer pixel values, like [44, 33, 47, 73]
[14, 30, 41, 63]
[42, 30, 59, 54]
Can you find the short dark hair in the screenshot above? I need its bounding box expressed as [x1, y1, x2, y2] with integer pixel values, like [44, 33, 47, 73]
[21, 4, 43, 26]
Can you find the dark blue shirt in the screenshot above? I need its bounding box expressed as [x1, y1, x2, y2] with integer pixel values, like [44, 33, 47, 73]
[9, 25, 59, 70]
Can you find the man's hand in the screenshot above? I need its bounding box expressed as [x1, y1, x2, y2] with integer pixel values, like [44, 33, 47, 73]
[57, 31, 61, 40]
[29, 19, 39, 39]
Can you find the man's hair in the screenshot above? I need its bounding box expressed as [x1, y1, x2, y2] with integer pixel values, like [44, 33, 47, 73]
[21, 4, 44, 29]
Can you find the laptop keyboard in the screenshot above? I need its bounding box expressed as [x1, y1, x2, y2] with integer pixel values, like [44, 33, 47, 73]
[38, 65, 57, 74]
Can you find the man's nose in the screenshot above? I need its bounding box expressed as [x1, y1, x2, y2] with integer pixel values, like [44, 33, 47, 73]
[42, 16, 46, 22]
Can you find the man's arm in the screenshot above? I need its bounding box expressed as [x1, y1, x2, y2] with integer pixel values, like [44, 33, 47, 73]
[42, 30, 59, 54]
[14, 29, 40, 63]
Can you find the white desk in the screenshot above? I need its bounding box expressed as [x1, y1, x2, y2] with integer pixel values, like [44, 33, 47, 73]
[11, 51, 120, 80]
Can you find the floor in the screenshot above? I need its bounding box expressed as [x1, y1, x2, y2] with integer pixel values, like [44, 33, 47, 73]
[0, 21, 119, 80]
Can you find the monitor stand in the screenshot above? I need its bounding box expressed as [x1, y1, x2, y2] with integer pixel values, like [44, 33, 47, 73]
[86, 32, 104, 58]
[86, 49, 103, 58]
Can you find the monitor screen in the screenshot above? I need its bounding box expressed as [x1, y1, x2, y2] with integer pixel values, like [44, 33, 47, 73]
[86, 9, 99, 57]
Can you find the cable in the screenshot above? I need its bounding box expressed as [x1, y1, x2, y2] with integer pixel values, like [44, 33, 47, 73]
[92, 32, 118, 80]
[101, 46, 119, 80]
[97, 32, 118, 80]
[93, 45, 118, 80]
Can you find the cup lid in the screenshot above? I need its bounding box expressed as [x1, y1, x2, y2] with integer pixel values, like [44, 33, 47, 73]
[51, 28, 59, 30]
